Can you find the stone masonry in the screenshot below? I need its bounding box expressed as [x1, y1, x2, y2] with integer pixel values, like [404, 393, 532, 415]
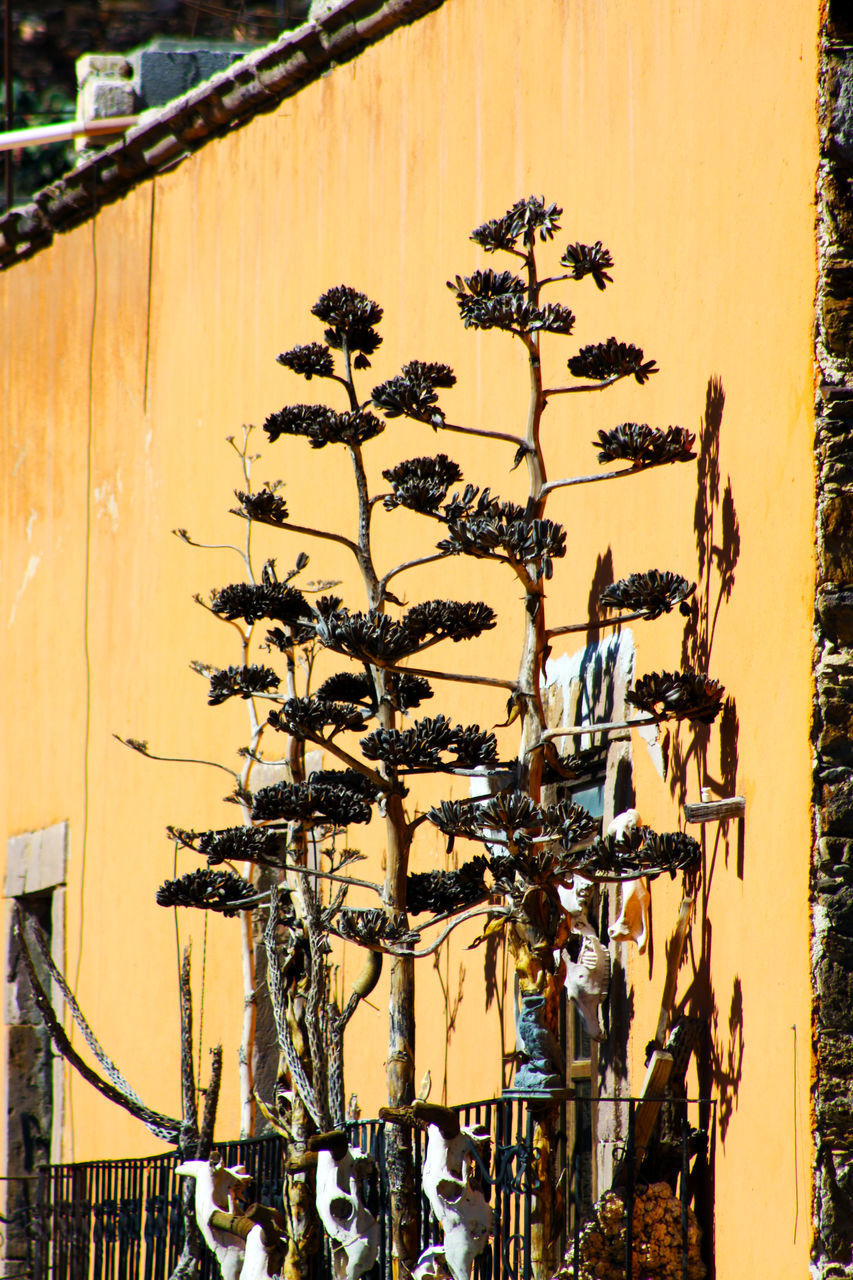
[814, 6, 853, 1275]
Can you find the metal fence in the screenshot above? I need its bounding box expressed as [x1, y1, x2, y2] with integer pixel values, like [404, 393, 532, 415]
[22, 1095, 714, 1280]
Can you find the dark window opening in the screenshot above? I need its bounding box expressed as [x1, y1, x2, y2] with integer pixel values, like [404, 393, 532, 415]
[5, 890, 54, 1269]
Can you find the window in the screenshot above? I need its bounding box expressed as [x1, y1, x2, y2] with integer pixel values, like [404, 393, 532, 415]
[3, 823, 67, 1274]
[542, 631, 636, 1223]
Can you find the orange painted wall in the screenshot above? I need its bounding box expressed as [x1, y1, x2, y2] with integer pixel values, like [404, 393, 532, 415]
[1, 1, 818, 1275]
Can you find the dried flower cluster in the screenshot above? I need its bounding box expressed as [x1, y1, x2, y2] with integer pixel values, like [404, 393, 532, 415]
[405, 857, 490, 916]
[361, 715, 497, 770]
[336, 908, 416, 948]
[595, 423, 696, 467]
[315, 600, 497, 663]
[252, 771, 378, 827]
[470, 195, 564, 252]
[201, 662, 280, 706]
[579, 827, 701, 879]
[277, 341, 335, 380]
[382, 454, 464, 513]
[232, 487, 290, 527]
[437, 488, 566, 580]
[269, 698, 367, 737]
[427, 790, 598, 852]
[264, 403, 385, 450]
[553, 1183, 705, 1280]
[169, 824, 285, 866]
[560, 241, 614, 290]
[448, 270, 576, 335]
[311, 285, 383, 369]
[372, 361, 456, 424]
[627, 671, 725, 725]
[312, 670, 434, 713]
[156, 868, 257, 916]
[211, 581, 309, 626]
[599, 571, 696, 620]
[569, 338, 658, 385]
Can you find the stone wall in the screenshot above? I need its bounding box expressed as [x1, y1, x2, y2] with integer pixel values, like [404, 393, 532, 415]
[814, 5, 853, 1274]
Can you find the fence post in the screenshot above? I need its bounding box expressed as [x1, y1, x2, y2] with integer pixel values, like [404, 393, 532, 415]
[681, 1100, 689, 1280]
[624, 1101, 634, 1280]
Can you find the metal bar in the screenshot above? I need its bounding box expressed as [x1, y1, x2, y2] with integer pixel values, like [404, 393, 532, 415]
[4, 0, 12, 209]
[572, 1105, 581, 1278]
[491, 1101, 502, 1280]
[681, 1101, 689, 1280]
[625, 1101, 635, 1280]
[522, 1108, 532, 1280]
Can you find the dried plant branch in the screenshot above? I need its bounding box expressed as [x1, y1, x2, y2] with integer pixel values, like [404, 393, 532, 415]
[113, 735, 239, 778]
[542, 374, 624, 397]
[546, 610, 650, 637]
[434, 419, 529, 450]
[540, 459, 677, 494]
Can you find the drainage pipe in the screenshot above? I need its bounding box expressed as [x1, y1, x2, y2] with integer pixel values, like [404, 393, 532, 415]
[0, 116, 139, 153]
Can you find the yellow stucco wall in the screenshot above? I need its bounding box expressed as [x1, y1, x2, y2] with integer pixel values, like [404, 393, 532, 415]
[0, 1, 818, 1275]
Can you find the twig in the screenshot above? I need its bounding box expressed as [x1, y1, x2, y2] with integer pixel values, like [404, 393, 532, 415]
[434, 419, 528, 450]
[546, 610, 649, 637]
[380, 552, 453, 591]
[113, 735, 239, 778]
[542, 375, 624, 397]
[538, 714, 659, 742]
[235, 512, 359, 556]
[541, 458, 685, 495]
[354, 904, 511, 959]
[172, 531, 245, 557]
[377, 660, 517, 692]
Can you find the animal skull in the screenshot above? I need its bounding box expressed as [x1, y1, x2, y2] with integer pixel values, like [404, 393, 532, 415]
[311, 1133, 379, 1280]
[609, 876, 651, 952]
[416, 1103, 493, 1280]
[176, 1155, 252, 1280]
[558, 873, 595, 929]
[563, 920, 611, 1042]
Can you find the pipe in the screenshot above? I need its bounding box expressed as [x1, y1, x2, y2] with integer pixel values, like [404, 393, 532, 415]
[0, 116, 139, 153]
[4, 0, 12, 207]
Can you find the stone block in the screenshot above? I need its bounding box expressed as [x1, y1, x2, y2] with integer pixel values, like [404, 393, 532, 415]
[79, 79, 136, 120]
[76, 54, 132, 88]
[816, 951, 853, 1033]
[831, 57, 853, 165]
[129, 42, 249, 109]
[4, 822, 67, 898]
[821, 775, 853, 835]
[820, 491, 853, 582]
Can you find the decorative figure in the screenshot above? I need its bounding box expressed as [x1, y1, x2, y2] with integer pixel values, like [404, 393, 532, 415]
[175, 1154, 252, 1280]
[513, 993, 565, 1093]
[604, 809, 651, 953]
[564, 921, 611, 1042]
[309, 1131, 379, 1280]
[609, 876, 651, 952]
[413, 1101, 493, 1280]
[558, 873, 594, 928]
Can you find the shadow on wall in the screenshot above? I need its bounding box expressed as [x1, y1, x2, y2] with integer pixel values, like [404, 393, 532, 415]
[666, 376, 744, 1143]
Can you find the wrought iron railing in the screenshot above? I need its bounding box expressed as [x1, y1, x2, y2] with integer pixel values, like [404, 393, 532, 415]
[21, 1094, 714, 1280]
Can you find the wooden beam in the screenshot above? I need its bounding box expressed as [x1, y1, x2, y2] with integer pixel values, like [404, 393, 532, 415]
[683, 795, 745, 823]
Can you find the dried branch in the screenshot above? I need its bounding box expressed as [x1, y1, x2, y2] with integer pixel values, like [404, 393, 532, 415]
[14, 907, 181, 1144]
[114, 735, 239, 778]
